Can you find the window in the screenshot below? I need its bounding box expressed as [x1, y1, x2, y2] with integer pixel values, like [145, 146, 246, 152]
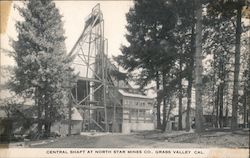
[142, 102, 145, 106]
[124, 100, 130, 107]
[139, 109, 145, 117]
[148, 102, 152, 107]
[145, 110, 151, 116]
[129, 100, 133, 106]
[135, 101, 139, 106]
[131, 109, 137, 118]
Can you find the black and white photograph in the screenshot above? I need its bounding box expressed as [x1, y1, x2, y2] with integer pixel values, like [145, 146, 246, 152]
[0, 0, 249, 158]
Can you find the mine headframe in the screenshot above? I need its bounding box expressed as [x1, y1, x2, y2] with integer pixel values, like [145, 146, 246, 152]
[69, 3, 109, 132]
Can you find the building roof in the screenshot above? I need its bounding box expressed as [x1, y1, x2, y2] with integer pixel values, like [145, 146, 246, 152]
[71, 107, 83, 121]
[118, 89, 154, 99]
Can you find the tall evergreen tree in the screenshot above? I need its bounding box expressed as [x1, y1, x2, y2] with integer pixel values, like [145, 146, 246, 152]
[203, 3, 236, 128]
[115, 0, 178, 130]
[9, 0, 76, 137]
[231, 1, 244, 130]
[173, 0, 196, 131]
[207, 0, 248, 130]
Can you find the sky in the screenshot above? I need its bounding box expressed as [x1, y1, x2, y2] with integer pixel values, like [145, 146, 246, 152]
[3, 1, 247, 101]
[0, 0, 142, 99]
[1, 0, 133, 67]
[55, 1, 133, 57]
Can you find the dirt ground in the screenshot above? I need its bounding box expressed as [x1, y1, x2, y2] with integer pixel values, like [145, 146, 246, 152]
[31, 129, 249, 148]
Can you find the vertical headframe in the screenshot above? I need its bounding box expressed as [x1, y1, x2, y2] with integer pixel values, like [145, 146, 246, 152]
[69, 4, 108, 131]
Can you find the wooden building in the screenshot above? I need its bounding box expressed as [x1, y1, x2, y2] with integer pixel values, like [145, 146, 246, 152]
[51, 107, 83, 136]
[118, 89, 154, 133]
[92, 88, 155, 133]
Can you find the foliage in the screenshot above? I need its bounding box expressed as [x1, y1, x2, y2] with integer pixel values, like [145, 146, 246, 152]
[8, 0, 77, 136]
[116, 0, 178, 86]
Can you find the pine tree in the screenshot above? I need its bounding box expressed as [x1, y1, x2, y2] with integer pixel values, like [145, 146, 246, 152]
[173, 0, 196, 131]
[207, 0, 248, 130]
[115, 0, 178, 130]
[203, 3, 236, 128]
[231, 1, 243, 130]
[9, 0, 76, 138]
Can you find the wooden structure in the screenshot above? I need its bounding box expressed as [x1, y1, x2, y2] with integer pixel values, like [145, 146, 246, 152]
[70, 4, 108, 132]
[69, 4, 155, 133]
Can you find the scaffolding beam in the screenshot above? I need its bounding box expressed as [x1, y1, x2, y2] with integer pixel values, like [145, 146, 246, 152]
[70, 3, 109, 132]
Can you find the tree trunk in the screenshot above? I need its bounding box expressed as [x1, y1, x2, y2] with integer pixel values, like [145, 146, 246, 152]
[162, 72, 167, 131]
[186, 7, 195, 132]
[36, 88, 43, 137]
[243, 60, 249, 128]
[156, 72, 162, 129]
[247, 84, 250, 129]
[218, 58, 224, 128]
[219, 83, 224, 128]
[225, 103, 229, 127]
[162, 97, 167, 131]
[247, 43, 250, 128]
[215, 87, 220, 128]
[44, 96, 50, 138]
[231, 5, 242, 130]
[194, 0, 203, 133]
[186, 75, 192, 131]
[68, 90, 72, 136]
[46, 98, 54, 137]
[178, 52, 183, 130]
[223, 78, 230, 127]
[44, 124, 49, 137]
[166, 98, 173, 130]
[243, 85, 247, 128]
[49, 99, 54, 134]
[212, 52, 218, 128]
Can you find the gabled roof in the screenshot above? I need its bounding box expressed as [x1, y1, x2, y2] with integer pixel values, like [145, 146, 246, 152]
[71, 107, 83, 121]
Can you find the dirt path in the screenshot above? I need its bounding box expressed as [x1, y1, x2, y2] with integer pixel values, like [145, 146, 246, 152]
[32, 134, 206, 148]
[31, 131, 249, 148]
[32, 134, 153, 148]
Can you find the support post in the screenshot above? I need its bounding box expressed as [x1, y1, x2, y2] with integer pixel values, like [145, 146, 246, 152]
[102, 21, 108, 132]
